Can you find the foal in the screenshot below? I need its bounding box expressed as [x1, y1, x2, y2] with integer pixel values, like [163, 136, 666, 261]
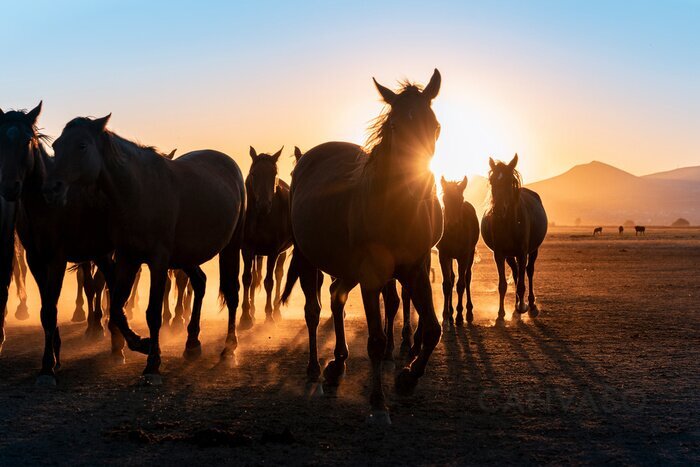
[438, 176, 479, 325]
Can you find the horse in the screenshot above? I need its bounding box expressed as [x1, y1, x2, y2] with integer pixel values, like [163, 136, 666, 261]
[635, 226, 646, 236]
[44, 114, 245, 383]
[12, 234, 29, 320]
[126, 267, 193, 331]
[0, 103, 116, 383]
[593, 227, 602, 236]
[619, 225, 624, 235]
[239, 146, 292, 328]
[72, 262, 108, 339]
[283, 69, 443, 423]
[481, 154, 548, 321]
[437, 176, 479, 326]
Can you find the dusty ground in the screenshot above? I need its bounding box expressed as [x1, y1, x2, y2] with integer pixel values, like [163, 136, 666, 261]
[0, 227, 698, 465]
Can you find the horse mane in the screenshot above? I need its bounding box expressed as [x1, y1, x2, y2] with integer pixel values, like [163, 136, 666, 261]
[364, 81, 425, 157]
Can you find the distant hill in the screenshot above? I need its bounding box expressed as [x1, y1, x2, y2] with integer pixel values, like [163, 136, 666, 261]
[643, 166, 700, 182]
[524, 161, 700, 225]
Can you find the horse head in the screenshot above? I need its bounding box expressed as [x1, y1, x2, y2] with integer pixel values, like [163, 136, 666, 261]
[247, 146, 283, 216]
[0, 102, 44, 201]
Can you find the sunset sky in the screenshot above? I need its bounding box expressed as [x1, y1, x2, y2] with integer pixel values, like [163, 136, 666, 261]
[2, 1, 698, 183]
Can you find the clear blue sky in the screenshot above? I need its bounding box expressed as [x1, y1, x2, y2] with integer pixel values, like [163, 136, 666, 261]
[2, 0, 698, 181]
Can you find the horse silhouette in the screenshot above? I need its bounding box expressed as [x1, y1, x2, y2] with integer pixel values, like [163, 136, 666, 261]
[635, 226, 646, 236]
[481, 154, 548, 320]
[593, 227, 602, 236]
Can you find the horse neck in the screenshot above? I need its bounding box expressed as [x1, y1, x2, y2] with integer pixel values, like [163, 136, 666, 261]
[97, 140, 151, 219]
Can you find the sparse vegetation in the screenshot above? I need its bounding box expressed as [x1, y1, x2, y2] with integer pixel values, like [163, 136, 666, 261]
[672, 218, 690, 227]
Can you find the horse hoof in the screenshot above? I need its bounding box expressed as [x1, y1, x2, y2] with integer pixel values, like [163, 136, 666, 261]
[140, 373, 162, 386]
[395, 368, 418, 396]
[322, 382, 339, 397]
[71, 310, 86, 322]
[169, 320, 186, 335]
[528, 306, 539, 318]
[183, 343, 202, 360]
[110, 351, 126, 365]
[455, 314, 464, 327]
[35, 374, 57, 387]
[467, 311, 474, 324]
[322, 360, 346, 385]
[272, 310, 282, 321]
[305, 381, 324, 398]
[366, 411, 392, 426]
[517, 303, 529, 314]
[14, 308, 29, 321]
[238, 316, 254, 331]
[264, 315, 275, 325]
[382, 359, 396, 372]
[85, 327, 105, 341]
[219, 349, 237, 367]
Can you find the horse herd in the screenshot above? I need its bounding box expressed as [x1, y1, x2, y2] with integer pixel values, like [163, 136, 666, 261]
[0, 69, 548, 423]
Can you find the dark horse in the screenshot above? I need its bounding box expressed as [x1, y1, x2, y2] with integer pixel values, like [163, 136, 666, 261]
[438, 176, 479, 326]
[593, 226, 602, 236]
[285, 70, 443, 423]
[619, 225, 624, 235]
[45, 115, 245, 383]
[635, 225, 646, 236]
[239, 146, 292, 328]
[0, 103, 115, 384]
[481, 155, 547, 320]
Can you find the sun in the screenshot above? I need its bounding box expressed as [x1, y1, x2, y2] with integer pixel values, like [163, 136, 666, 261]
[429, 94, 533, 183]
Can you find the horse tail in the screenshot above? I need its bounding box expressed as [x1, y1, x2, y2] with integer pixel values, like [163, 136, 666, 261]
[218, 186, 246, 310]
[280, 247, 300, 305]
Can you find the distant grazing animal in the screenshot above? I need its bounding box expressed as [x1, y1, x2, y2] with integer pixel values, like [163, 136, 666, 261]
[593, 227, 602, 236]
[635, 225, 646, 236]
[619, 226, 624, 235]
[45, 114, 245, 384]
[481, 154, 548, 320]
[72, 262, 107, 339]
[438, 176, 479, 325]
[239, 146, 292, 328]
[0, 103, 115, 384]
[282, 69, 443, 424]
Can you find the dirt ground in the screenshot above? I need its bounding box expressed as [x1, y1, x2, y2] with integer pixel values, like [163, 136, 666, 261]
[0, 227, 698, 465]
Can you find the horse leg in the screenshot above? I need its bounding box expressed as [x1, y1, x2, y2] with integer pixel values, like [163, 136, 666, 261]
[172, 270, 189, 329]
[454, 257, 468, 326]
[439, 252, 454, 326]
[465, 251, 476, 324]
[300, 257, 322, 383]
[395, 260, 441, 398]
[107, 258, 147, 362]
[183, 266, 206, 360]
[0, 236, 13, 354]
[526, 249, 539, 317]
[13, 246, 28, 321]
[323, 277, 356, 390]
[31, 256, 66, 385]
[72, 264, 86, 322]
[251, 255, 263, 319]
[381, 279, 400, 367]
[218, 235, 242, 363]
[272, 250, 286, 320]
[91, 267, 106, 336]
[515, 254, 528, 314]
[495, 253, 507, 321]
[239, 249, 255, 330]
[361, 284, 390, 424]
[161, 270, 173, 332]
[83, 264, 102, 339]
[184, 281, 193, 324]
[141, 259, 168, 384]
[399, 285, 413, 355]
[263, 254, 276, 323]
[124, 267, 140, 320]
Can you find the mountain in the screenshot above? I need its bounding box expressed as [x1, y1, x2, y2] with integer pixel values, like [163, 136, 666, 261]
[525, 161, 700, 225]
[643, 166, 700, 182]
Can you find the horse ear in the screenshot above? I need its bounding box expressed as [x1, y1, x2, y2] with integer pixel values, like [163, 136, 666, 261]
[422, 69, 441, 101]
[458, 176, 468, 192]
[272, 146, 284, 162]
[440, 175, 447, 189]
[294, 146, 302, 161]
[508, 153, 518, 169]
[93, 114, 111, 132]
[0, 107, 4, 117]
[166, 149, 176, 159]
[373, 78, 397, 105]
[249, 146, 258, 159]
[489, 157, 497, 171]
[26, 101, 43, 125]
